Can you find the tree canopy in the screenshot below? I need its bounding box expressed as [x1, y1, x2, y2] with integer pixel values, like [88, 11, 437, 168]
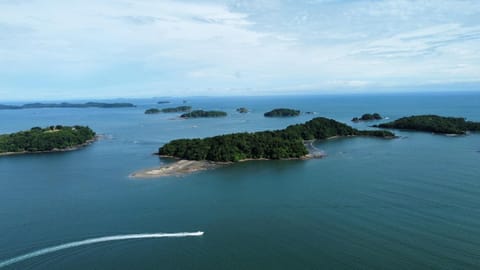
[145, 108, 161, 114]
[376, 115, 480, 134]
[159, 117, 394, 162]
[181, 110, 227, 118]
[352, 113, 382, 122]
[161, 106, 192, 113]
[264, 108, 300, 117]
[0, 126, 96, 154]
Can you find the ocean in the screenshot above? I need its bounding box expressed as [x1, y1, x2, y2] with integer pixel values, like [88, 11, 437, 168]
[1, 92, 480, 269]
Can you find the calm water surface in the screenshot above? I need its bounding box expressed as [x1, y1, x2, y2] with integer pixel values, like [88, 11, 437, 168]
[1, 93, 480, 269]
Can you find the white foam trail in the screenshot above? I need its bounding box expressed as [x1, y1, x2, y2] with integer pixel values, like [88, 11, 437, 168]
[0, 231, 204, 268]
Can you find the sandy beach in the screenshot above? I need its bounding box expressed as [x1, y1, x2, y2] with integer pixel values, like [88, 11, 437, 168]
[130, 160, 221, 178]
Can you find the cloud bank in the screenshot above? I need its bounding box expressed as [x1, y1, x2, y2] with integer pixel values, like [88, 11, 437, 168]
[0, 0, 479, 99]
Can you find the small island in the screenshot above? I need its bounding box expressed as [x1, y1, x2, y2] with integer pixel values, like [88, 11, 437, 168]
[375, 115, 480, 134]
[145, 106, 194, 114]
[180, 110, 227, 118]
[0, 102, 135, 109]
[236, 107, 249, 113]
[145, 108, 161, 114]
[157, 101, 171, 104]
[264, 108, 300, 117]
[0, 104, 19, 109]
[161, 106, 192, 113]
[0, 125, 96, 156]
[352, 113, 383, 122]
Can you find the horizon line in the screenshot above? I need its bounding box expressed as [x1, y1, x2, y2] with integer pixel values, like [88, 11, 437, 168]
[1, 90, 480, 103]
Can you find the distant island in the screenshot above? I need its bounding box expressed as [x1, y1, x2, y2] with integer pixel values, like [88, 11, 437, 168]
[264, 108, 300, 117]
[0, 102, 135, 109]
[181, 110, 227, 118]
[0, 125, 96, 156]
[0, 104, 18, 109]
[236, 107, 249, 113]
[161, 106, 192, 113]
[375, 115, 480, 134]
[145, 106, 193, 114]
[352, 113, 383, 122]
[157, 101, 171, 104]
[145, 108, 161, 114]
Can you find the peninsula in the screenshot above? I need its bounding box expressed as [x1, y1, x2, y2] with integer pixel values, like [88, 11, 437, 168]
[352, 113, 383, 122]
[375, 115, 480, 134]
[180, 110, 227, 118]
[0, 102, 135, 109]
[264, 108, 300, 117]
[0, 125, 96, 156]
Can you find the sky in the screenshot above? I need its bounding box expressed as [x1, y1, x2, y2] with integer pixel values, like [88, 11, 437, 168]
[0, 0, 479, 100]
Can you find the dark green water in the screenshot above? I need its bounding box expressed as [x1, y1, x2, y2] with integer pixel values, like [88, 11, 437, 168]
[1, 93, 480, 269]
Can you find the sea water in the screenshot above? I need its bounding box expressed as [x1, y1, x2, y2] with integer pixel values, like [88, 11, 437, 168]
[0, 92, 479, 269]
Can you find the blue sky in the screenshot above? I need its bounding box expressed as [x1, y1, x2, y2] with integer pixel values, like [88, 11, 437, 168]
[1, 0, 479, 100]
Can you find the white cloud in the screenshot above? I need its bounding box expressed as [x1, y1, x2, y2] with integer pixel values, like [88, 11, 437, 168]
[0, 0, 479, 99]
[354, 24, 480, 58]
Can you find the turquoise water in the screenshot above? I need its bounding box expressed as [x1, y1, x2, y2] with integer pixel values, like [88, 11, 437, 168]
[1, 93, 480, 269]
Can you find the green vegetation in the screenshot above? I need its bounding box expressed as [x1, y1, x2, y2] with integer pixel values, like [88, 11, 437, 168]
[0, 102, 135, 109]
[376, 115, 480, 134]
[264, 108, 300, 117]
[161, 106, 192, 113]
[352, 113, 382, 122]
[0, 126, 96, 154]
[145, 106, 192, 114]
[145, 108, 161, 114]
[181, 110, 227, 118]
[237, 107, 249, 113]
[159, 117, 395, 162]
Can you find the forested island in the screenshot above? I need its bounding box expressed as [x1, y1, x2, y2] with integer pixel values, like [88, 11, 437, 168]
[352, 113, 383, 122]
[144, 106, 192, 114]
[237, 107, 249, 113]
[158, 117, 394, 162]
[264, 108, 300, 117]
[0, 126, 96, 155]
[0, 102, 135, 109]
[180, 110, 227, 118]
[145, 108, 161, 114]
[161, 106, 192, 113]
[375, 115, 480, 134]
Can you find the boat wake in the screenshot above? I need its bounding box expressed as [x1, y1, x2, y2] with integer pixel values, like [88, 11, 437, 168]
[0, 231, 204, 268]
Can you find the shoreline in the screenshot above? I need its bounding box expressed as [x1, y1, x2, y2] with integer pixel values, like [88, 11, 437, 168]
[132, 135, 396, 179]
[0, 136, 98, 157]
[132, 141, 327, 179]
[130, 159, 224, 179]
